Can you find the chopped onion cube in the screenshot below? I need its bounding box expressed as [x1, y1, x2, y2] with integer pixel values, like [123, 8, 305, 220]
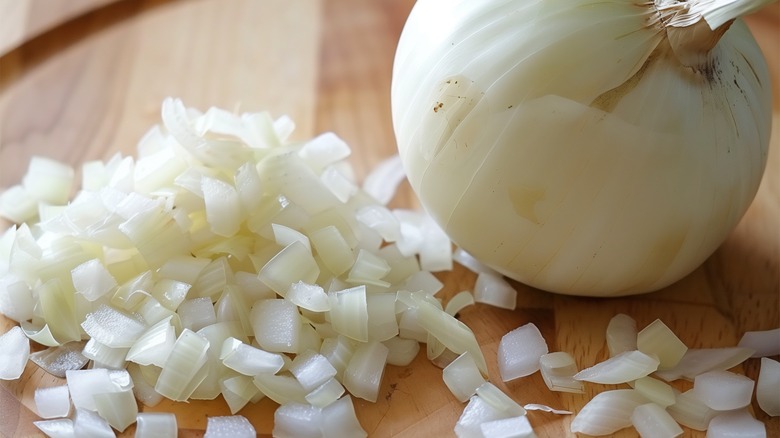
[479, 416, 536, 438]
[706, 409, 766, 438]
[0, 274, 35, 323]
[0, 326, 30, 380]
[34, 385, 71, 419]
[297, 132, 351, 168]
[455, 394, 514, 438]
[346, 249, 391, 287]
[738, 328, 780, 358]
[66, 368, 117, 411]
[402, 270, 444, 296]
[362, 154, 405, 205]
[258, 241, 320, 296]
[250, 299, 301, 353]
[320, 396, 367, 438]
[308, 226, 354, 276]
[81, 338, 128, 370]
[93, 388, 138, 432]
[204, 415, 256, 438]
[498, 323, 548, 381]
[343, 341, 389, 402]
[22, 156, 75, 205]
[220, 337, 285, 375]
[366, 293, 399, 342]
[666, 389, 717, 431]
[253, 372, 307, 405]
[155, 329, 210, 401]
[692, 370, 754, 411]
[72, 409, 114, 438]
[33, 418, 74, 438]
[757, 357, 780, 416]
[305, 377, 345, 408]
[570, 389, 649, 436]
[80, 304, 147, 349]
[539, 351, 584, 394]
[444, 290, 475, 317]
[418, 215, 452, 272]
[221, 374, 261, 414]
[606, 313, 637, 357]
[178, 297, 218, 332]
[29, 343, 88, 378]
[328, 286, 369, 342]
[636, 319, 687, 370]
[289, 349, 338, 392]
[126, 317, 176, 367]
[272, 223, 311, 252]
[383, 336, 420, 367]
[273, 402, 324, 438]
[630, 402, 683, 438]
[355, 205, 401, 243]
[70, 259, 117, 301]
[473, 272, 516, 310]
[475, 382, 525, 417]
[573, 350, 659, 384]
[443, 352, 487, 402]
[135, 412, 177, 438]
[633, 376, 675, 407]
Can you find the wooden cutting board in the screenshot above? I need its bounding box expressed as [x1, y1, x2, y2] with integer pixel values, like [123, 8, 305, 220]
[0, 1, 778, 436]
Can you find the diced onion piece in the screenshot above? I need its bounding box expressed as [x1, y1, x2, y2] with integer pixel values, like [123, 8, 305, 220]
[320, 396, 367, 438]
[297, 132, 351, 169]
[0, 185, 38, 223]
[654, 347, 754, 381]
[444, 290, 475, 317]
[250, 299, 301, 353]
[220, 337, 285, 375]
[0, 326, 30, 380]
[66, 368, 117, 411]
[221, 375, 261, 414]
[272, 223, 311, 252]
[637, 319, 687, 370]
[574, 350, 659, 384]
[355, 205, 401, 243]
[383, 336, 420, 367]
[127, 364, 163, 407]
[757, 357, 780, 416]
[155, 329, 210, 402]
[305, 377, 346, 408]
[366, 293, 399, 342]
[328, 286, 369, 342]
[309, 226, 354, 276]
[738, 328, 780, 358]
[258, 241, 320, 297]
[0, 274, 35, 323]
[402, 270, 444, 296]
[34, 385, 71, 419]
[273, 402, 324, 438]
[71, 259, 117, 301]
[393, 209, 424, 257]
[692, 370, 754, 411]
[287, 281, 330, 313]
[473, 272, 517, 310]
[72, 408, 114, 438]
[443, 352, 487, 402]
[126, 317, 176, 367]
[633, 376, 675, 407]
[475, 382, 525, 417]
[666, 389, 717, 431]
[346, 249, 391, 287]
[606, 313, 637, 357]
[479, 416, 536, 438]
[253, 373, 307, 405]
[178, 297, 217, 332]
[570, 389, 649, 436]
[33, 418, 75, 438]
[539, 352, 584, 394]
[319, 336, 356, 381]
[190, 258, 230, 300]
[497, 323, 548, 381]
[22, 156, 75, 205]
[362, 154, 405, 205]
[81, 338, 128, 369]
[135, 412, 177, 438]
[411, 291, 488, 375]
[455, 394, 514, 438]
[81, 304, 147, 348]
[630, 402, 683, 438]
[289, 349, 338, 392]
[706, 409, 767, 438]
[204, 415, 256, 438]
[93, 388, 138, 432]
[418, 214, 452, 272]
[29, 342, 88, 378]
[343, 341, 389, 402]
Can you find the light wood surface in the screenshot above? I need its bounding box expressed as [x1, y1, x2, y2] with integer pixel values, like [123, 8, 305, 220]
[0, 1, 778, 437]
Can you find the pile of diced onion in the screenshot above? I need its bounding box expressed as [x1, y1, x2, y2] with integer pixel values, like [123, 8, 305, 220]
[0, 98, 777, 437]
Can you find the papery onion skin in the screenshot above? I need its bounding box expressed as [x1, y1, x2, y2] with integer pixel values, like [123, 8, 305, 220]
[391, 0, 772, 296]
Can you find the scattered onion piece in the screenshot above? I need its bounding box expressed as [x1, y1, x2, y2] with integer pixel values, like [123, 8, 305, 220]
[636, 319, 687, 370]
[539, 352, 583, 394]
[34, 385, 71, 419]
[361, 154, 406, 206]
[135, 412, 177, 438]
[497, 323, 548, 382]
[0, 326, 30, 380]
[606, 313, 637, 357]
[737, 328, 780, 358]
[630, 402, 683, 438]
[706, 409, 766, 438]
[653, 347, 754, 382]
[757, 357, 780, 416]
[479, 415, 536, 438]
[33, 418, 75, 438]
[573, 350, 659, 384]
[692, 370, 755, 411]
[204, 415, 256, 438]
[570, 389, 649, 436]
[473, 271, 517, 310]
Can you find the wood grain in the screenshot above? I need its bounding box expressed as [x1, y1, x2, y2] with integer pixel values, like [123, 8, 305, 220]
[0, 1, 778, 437]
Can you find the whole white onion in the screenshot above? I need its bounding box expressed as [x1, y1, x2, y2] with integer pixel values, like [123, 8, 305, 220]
[391, 0, 773, 296]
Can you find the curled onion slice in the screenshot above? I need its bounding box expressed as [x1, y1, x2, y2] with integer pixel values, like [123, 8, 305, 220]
[570, 389, 649, 436]
[574, 350, 659, 384]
